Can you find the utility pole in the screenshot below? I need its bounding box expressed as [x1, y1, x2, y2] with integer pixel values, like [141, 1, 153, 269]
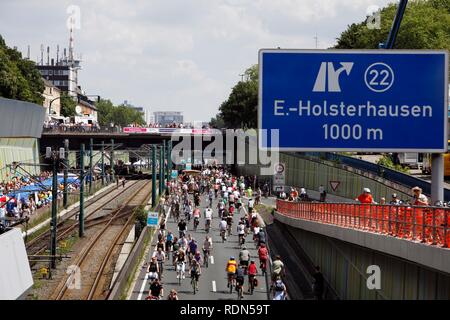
[167, 140, 172, 182]
[63, 139, 69, 209]
[152, 145, 157, 207]
[111, 139, 115, 183]
[159, 144, 163, 195]
[89, 138, 93, 194]
[50, 154, 58, 269]
[101, 141, 105, 186]
[79, 144, 85, 237]
[44, 146, 65, 271]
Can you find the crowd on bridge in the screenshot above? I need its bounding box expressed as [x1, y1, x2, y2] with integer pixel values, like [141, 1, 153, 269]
[43, 120, 102, 133]
[142, 167, 308, 301]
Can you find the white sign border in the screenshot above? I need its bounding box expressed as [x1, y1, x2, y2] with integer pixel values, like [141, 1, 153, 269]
[258, 49, 449, 153]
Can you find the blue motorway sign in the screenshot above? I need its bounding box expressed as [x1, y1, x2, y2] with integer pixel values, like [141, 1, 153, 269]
[259, 50, 448, 152]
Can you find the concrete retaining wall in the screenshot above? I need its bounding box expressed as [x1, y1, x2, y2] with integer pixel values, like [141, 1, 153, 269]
[274, 211, 450, 300]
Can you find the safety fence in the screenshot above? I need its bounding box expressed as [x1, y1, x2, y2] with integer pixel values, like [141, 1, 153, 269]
[276, 200, 450, 248]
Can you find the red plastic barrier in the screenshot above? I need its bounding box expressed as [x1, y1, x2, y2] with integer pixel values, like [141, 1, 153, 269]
[276, 200, 450, 248]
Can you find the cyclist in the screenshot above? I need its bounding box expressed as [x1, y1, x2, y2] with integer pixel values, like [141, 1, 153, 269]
[156, 238, 165, 252]
[190, 259, 202, 288]
[147, 256, 159, 282]
[257, 228, 266, 247]
[193, 207, 201, 230]
[187, 238, 198, 264]
[226, 212, 233, 235]
[165, 231, 174, 259]
[178, 236, 188, 251]
[237, 221, 245, 246]
[174, 249, 186, 280]
[239, 246, 250, 273]
[248, 198, 255, 214]
[204, 206, 213, 232]
[167, 289, 179, 300]
[185, 201, 193, 222]
[258, 243, 269, 272]
[153, 247, 166, 279]
[178, 219, 187, 238]
[247, 260, 258, 294]
[235, 265, 245, 299]
[208, 190, 214, 207]
[193, 250, 202, 265]
[226, 256, 238, 288]
[272, 279, 287, 300]
[272, 255, 285, 281]
[219, 218, 227, 241]
[202, 236, 212, 266]
[147, 278, 163, 300]
[172, 237, 180, 265]
[229, 203, 235, 216]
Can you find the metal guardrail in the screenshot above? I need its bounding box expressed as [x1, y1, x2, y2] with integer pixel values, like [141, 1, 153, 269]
[276, 199, 450, 248]
[301, 152, 450, 201]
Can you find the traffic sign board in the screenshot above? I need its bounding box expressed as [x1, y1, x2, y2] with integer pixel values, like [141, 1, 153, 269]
[259, 49, 448, 152]
[273, 162, 285, 186]
[147, 211, 159, 227]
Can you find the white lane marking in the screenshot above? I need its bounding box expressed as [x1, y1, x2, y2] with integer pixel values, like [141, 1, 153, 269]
[137, 273, 148, 300]
[212, 280, 217, 292]
[137, 206, 171, 300]
[210, 255, 214, 265]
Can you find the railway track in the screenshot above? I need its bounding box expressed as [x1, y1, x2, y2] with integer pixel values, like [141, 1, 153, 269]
[51, 179, 152, 300]
[26, 180, 142, 258]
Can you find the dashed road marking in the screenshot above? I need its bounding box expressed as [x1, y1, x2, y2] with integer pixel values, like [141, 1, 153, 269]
[210, 255, 214, 264]
[137, 273, 148, 300]
[212, 280, 217, 292]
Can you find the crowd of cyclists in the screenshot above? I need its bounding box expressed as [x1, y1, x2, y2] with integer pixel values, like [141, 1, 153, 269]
[145, 166, 288, 300]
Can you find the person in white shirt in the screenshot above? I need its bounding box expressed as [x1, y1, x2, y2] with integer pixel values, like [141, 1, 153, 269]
[204, 207, 213, 221]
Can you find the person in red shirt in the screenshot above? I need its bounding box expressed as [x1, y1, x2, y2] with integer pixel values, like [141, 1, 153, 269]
[258, 244, 269, 272]
[356, 188, 375, 204]
[247, 260, 258, 294]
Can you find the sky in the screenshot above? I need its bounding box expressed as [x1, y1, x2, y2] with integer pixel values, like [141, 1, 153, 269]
[0, 0, 394, 122]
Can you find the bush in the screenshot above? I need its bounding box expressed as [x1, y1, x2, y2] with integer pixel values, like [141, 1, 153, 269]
[377, 155, 409, 173]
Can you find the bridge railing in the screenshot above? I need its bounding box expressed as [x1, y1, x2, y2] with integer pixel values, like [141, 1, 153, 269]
[42, 126, 122, 134]
[276, 199, 450, 248]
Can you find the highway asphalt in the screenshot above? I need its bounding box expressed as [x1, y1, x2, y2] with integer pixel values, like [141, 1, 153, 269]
[130, 191, 269, 300]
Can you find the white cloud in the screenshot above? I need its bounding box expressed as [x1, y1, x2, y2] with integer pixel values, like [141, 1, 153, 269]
[0, 0, 394, 122]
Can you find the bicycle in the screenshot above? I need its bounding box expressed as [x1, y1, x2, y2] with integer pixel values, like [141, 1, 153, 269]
[205, 220, 211, 233]
[203, 249, 210, 268]
[236, 281, 243, 300]
[259, 259, 267, 275]
[220, 229, 227, 242]
[227, 273, 235, 294]
[227, 224, 232, 236]
[248, 275, 256, 294]
[176, 262, 185, 285]
[193, 217, 199, 231]
[191, 273, 199, 294]
[157, 261, 164, 279]
[238, 234, 245, 247]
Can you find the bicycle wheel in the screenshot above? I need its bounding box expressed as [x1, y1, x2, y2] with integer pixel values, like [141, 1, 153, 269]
[229, 280, 233, 294]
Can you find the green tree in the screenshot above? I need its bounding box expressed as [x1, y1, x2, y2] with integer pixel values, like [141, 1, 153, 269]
[96, 99, 115, 126]
[211, 65, 258, 129]
[60, 92, 77, 117]
[0, 35, 44, 104]
[95, 99, 145, 127]
[335, 0, 450, 75]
